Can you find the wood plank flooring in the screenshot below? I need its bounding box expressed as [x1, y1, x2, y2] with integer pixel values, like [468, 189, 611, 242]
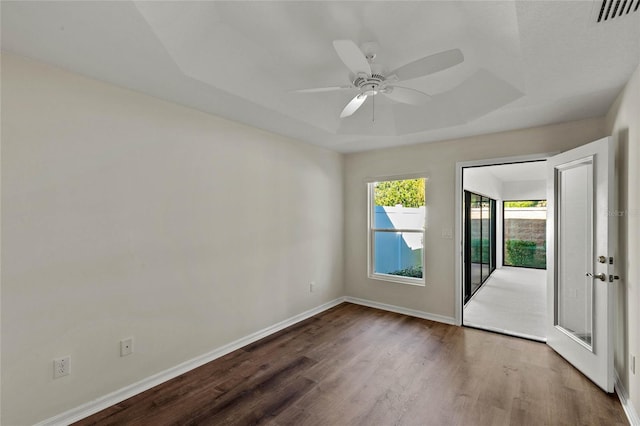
[74, 303, 628, 425]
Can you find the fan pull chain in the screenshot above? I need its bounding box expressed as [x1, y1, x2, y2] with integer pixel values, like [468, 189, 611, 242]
[372, 93, 375, 122]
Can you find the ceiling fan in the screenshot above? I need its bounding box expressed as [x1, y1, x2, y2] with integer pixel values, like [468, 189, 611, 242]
[295, 40, 464, 118]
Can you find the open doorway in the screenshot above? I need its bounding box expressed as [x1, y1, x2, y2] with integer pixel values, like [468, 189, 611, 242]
[461, 160, 547, 341]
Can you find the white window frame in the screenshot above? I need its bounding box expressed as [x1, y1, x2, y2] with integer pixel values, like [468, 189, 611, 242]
[367, 176, 427, 286]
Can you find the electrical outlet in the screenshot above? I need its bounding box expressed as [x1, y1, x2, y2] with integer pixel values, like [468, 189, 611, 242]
[120, 337, 134, 357]
[310, 281, 315, 293]
[53, 356, 70, 379]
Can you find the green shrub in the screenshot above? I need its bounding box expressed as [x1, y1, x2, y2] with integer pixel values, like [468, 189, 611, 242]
[505, 239, 546, 268]
[388, 265, 423, 278]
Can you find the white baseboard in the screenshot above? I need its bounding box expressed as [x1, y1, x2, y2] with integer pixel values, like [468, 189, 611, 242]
[36, 295, 636, 426]
[344, 296, 457, 325]
[615, 371, 640, 426]
[36, 297, 346, 426]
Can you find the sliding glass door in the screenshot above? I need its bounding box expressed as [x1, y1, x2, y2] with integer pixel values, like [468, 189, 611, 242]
[464, 191, 496, 304]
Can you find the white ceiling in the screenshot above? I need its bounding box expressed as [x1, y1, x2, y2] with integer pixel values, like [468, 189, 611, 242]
[2, 1, 639, 153]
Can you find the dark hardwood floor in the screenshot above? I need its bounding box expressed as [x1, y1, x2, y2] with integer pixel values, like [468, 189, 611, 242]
[75, 303, 628, 425]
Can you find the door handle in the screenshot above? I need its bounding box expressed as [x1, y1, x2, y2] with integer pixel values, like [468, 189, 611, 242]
[586, 272, 606, 281]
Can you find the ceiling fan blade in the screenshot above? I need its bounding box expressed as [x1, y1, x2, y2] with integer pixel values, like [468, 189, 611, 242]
[340, 94, 367, 118]
[383, 86, 431, 105]
[333, 40, 371, 75]
[390, 48, 464, 81]
[293, 86, 352, 93]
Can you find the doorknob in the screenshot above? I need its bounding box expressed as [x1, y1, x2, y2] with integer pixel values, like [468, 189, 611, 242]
[586, 272, 606, 281]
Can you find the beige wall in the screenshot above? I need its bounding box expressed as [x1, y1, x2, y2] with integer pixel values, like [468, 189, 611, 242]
[344, 117, 607, 318]
[607, 64, 640, 415]
[0, 54, 344, 425]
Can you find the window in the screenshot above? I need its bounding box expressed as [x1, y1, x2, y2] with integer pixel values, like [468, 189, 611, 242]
[503, 200, 547, 269]
[368, 177, 426, 285]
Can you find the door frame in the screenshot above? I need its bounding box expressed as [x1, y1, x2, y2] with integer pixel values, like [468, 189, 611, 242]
[454, 153, 556, 325]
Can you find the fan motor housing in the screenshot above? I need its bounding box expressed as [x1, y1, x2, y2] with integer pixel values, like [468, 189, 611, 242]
[353, 74, 386, 95]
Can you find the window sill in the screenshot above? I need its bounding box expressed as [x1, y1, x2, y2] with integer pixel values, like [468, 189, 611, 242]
[368, 273, 426, 287]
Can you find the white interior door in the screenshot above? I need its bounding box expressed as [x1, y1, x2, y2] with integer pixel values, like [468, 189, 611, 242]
[546, 136, 614, 392]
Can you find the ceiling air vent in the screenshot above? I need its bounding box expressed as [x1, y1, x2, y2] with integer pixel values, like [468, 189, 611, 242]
[597, 0, 640, 22]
